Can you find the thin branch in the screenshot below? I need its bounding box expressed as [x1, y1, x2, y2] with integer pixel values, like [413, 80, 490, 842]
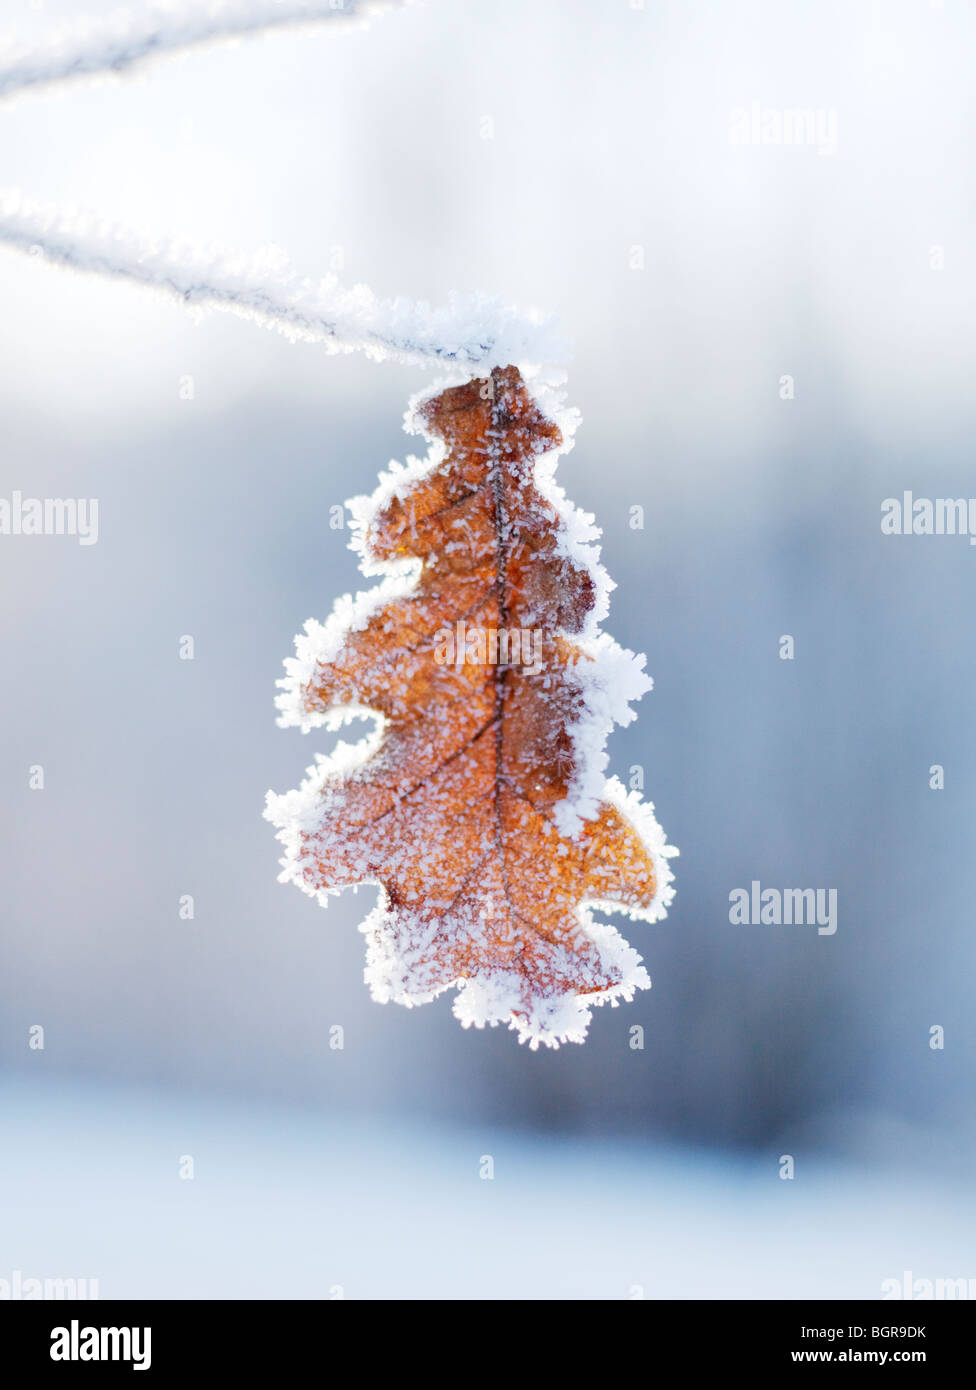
[0, 190, 568, 370]
[0, 0, 408, 103]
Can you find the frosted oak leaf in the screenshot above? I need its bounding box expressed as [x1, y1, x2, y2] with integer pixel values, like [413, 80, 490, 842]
[265, 366, 677, 1048]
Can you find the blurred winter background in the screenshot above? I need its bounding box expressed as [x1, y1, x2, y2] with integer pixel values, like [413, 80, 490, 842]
[1, 0, 974, 1298]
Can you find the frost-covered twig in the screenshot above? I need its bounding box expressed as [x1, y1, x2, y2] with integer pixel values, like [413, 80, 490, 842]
[0, 191, 567, 370]
[0, 0, 408, 103]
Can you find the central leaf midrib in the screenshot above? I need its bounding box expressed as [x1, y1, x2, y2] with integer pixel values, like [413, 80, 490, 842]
[489, 370, 516, 928]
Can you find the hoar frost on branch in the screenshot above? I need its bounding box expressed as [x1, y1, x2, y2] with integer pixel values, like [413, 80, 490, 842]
[0, 1, 564, 369]
[0, 191, 567, 370]
[0, 0, 409, 103]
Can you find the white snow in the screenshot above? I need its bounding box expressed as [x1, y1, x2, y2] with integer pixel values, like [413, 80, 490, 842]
[7, 1074, 970, 1301]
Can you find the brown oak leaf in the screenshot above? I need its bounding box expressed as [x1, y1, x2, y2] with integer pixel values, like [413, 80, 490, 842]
[265, 365, 676, 1047]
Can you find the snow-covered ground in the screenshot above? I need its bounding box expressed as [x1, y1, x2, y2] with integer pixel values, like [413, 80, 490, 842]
[1, 1074, 971, 1300]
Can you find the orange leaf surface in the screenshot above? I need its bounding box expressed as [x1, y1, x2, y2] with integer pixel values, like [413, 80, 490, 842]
[265, 366, 676, 1047]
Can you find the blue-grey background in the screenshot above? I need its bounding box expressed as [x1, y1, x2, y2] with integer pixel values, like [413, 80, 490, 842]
[1, 0, 973, 1297]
